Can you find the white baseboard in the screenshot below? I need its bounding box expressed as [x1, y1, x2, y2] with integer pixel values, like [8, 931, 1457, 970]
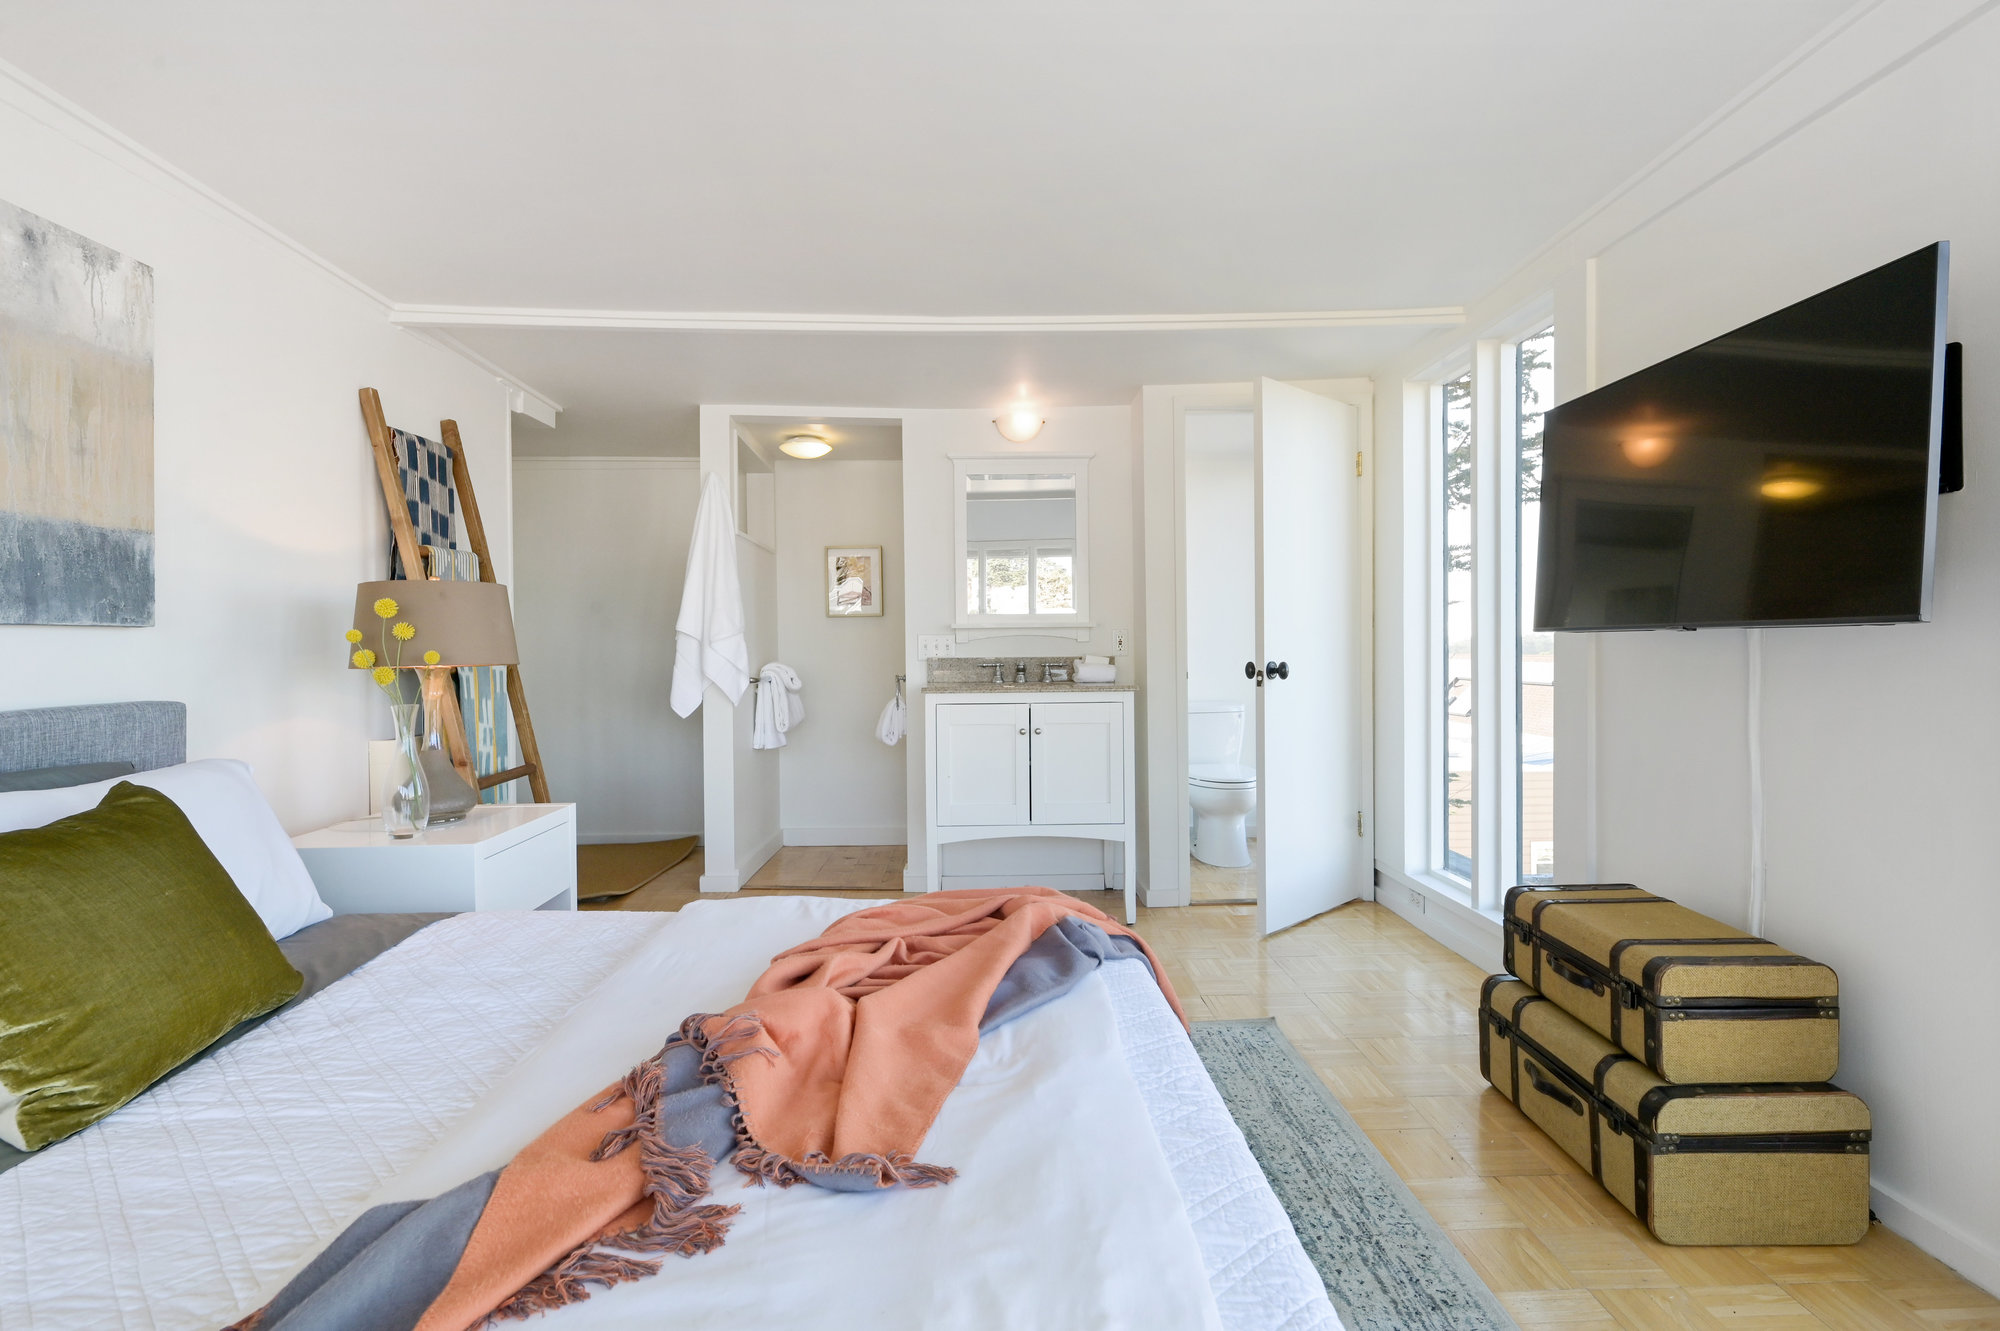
[782, 827, 906, 847]
[698, 873, 738, 893]
[903, 869, 929, 893]
[577, 831, 700, 845]
[1373, 865, 1504, 971]
[737, 828, 784, 884]
[1870, 1178, 2000, 1297]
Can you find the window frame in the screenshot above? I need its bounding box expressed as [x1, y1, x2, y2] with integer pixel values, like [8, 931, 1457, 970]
[1432, 369, 1476, 887]
[1420, 317, 1557, 912]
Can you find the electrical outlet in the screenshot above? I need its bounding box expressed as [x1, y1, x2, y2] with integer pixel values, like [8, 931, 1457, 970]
[1405, 885, 1427, 914]
[918, 635, 954, 659]
[1111, 628, 1129, 654]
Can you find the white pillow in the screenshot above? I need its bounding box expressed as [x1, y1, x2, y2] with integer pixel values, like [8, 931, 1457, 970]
[0, 759, 332, 940]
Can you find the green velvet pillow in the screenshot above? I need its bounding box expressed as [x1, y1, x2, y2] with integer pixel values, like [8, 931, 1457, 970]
[0, 781, 303, 1151]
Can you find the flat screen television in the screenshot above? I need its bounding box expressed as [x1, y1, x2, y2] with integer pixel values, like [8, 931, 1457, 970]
[1535, 242, 1951, 631]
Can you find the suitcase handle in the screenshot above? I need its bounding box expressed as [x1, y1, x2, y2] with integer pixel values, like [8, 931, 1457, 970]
[1524, 1060, 1585, 1116]
[1546, 954, 1607, 996]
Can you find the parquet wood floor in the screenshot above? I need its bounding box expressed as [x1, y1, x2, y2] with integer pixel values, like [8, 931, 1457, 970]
[590, 859, 1998, 1331]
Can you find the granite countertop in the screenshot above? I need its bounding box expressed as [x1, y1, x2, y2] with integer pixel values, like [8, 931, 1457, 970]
[923, 682, 1134, 694]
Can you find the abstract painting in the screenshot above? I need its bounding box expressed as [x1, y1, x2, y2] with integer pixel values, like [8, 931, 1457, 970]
[826, 546, 882, 616]
[0, 199, 155, 625]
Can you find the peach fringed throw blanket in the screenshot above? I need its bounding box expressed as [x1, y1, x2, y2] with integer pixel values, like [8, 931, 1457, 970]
[361, 889, 1183, 1331]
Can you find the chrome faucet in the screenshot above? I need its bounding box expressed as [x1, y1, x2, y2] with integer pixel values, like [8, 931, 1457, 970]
[978, 661, 1005, 685]
[1015, 661, 1028, 685]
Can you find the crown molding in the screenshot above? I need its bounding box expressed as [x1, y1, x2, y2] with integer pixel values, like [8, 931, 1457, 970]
[403, 328, 564, 424]
[386, 304, 1466, 335]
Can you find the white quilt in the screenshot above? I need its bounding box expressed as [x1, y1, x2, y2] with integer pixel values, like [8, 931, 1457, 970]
[0, 900, 1337, 1331]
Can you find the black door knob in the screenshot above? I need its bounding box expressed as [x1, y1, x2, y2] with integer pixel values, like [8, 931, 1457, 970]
[1244, 661, 1258, 680]
[1266, 661, 1289, 680]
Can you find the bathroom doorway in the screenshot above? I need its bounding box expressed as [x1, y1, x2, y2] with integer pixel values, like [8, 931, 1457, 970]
[1183, 409, 1259, 904]
[1152, 378, 1372, 934]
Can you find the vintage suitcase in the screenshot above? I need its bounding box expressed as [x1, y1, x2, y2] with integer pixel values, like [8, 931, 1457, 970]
[1479, 976, 1870, 1246]
[1503, 883, 1840, 1083]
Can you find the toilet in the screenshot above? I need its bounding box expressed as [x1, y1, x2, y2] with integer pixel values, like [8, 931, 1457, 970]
[1188, 699, 1257, 868]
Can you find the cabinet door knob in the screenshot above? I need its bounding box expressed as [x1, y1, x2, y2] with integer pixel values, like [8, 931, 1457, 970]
[1019, 727, 1027, 735]
[1034, 727, 1042, 734]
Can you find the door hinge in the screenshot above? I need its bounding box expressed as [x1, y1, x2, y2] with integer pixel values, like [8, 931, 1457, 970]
[1356, 811, 1364, 836]
[1354, 450, 1364, 477]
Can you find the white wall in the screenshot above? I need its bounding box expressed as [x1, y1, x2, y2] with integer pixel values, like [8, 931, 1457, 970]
[510, 457, 700, 841]
[1183, 410, 1257, 767]
[775, 458, 906, 843]
[1371, 0, 2000, 1289]
[0, 67, 514, 832]
[901, 406, 1138, 890]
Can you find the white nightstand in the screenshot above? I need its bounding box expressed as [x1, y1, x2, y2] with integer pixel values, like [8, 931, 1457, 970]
[292, 803, 578, 914]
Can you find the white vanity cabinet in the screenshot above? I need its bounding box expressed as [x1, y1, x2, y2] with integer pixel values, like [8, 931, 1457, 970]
[924, 690, 1136, 922]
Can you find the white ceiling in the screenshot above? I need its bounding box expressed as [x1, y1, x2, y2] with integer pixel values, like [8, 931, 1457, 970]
[1, 1, 1857, 444]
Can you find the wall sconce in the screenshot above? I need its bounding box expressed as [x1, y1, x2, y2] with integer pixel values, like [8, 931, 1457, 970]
[780, 434, 833, 459]
[992, 408, 1044, 443]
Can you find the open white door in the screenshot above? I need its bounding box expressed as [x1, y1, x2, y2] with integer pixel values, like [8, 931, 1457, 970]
[1255, 378, 1366, 934]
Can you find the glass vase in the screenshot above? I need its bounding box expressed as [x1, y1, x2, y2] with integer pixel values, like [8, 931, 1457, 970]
[382, 701, 431, 839]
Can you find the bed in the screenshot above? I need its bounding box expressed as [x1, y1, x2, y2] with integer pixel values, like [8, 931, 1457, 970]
[0, 704, 1339, 1331]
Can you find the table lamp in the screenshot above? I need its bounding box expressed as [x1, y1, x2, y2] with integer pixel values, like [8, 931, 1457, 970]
[350, 579, 520, 823]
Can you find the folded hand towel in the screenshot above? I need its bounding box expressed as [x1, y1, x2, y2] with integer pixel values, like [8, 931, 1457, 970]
[752, 664, 805, 750]
[875, 692, 906, 746]
[1072, 662, 1116, 684]
[1079, 654, 1111, 666]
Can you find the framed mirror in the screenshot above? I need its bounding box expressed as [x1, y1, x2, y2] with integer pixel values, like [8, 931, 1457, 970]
[952, 455, 1090, 632]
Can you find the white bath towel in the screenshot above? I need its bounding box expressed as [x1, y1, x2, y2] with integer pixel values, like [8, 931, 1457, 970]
[875, 690, 906, 746]
[753, 663, 806, 749]
[670, 473, 751, 718]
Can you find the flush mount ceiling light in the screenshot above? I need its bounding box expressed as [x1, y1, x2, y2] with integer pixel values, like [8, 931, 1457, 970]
[993, 408, 1045, 443]
[780, 434, 833, 459]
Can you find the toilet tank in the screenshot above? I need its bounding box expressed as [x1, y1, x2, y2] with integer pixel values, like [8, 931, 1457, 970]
[1187, 699, 1245, 767]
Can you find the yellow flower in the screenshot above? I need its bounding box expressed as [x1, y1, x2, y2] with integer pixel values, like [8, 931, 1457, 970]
[351, 649, 377, 668]
[372, 666, 397, 686]
[373, 597, 399, 619]
[392, 621, 417, 642]
[422, 650, 441, 666]
[344, 629, 363, 644]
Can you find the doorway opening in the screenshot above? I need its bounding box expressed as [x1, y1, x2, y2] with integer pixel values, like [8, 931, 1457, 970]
[1183, 409, 1259, 905]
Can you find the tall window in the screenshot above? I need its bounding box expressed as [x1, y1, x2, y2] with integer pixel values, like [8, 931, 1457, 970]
[1426, 327, 1558, 902]
[1515, 330, 1556, 881]
[1441, 372, 1474, 881]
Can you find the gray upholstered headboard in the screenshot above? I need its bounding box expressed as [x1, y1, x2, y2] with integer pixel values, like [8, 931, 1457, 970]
[0, 702, 187, 775]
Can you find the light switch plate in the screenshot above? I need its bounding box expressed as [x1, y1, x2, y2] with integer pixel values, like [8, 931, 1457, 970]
[918, 635, 954, 659]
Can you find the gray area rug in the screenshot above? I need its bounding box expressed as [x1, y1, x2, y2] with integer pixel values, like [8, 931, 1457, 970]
[1193, 1018, 1519, 1331]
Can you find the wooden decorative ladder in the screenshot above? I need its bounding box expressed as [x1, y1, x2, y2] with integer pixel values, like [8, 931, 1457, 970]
[358, 387, 551, 803]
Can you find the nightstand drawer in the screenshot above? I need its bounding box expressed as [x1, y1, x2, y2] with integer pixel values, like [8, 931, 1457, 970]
[293, 804, 578, 915]
[475, 822, 575, 910]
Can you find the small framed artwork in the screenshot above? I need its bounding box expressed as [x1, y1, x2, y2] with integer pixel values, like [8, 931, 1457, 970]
[826, 546, 884, 617]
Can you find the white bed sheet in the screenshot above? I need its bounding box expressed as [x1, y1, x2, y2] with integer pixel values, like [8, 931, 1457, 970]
[0, 899, 1337, 1331]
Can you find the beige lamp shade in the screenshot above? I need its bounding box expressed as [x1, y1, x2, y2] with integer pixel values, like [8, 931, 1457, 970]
[349, 580, 519, 667]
